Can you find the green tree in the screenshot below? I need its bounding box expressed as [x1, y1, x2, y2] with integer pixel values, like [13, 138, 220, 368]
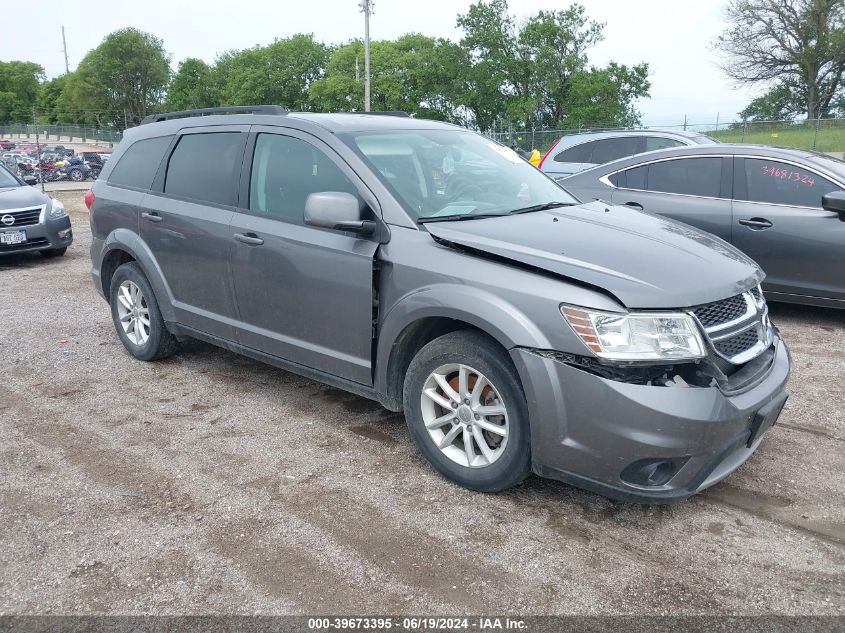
[68, 27, 170, 127]
[309, 35, 466, 119]
[0, 61, 45, 123]
[738, 81, 806, 121]
[456, 0, 649, 131]
[165, 58, 219, 111]
[222, 34, 328, 110]
[715, 0, 845, 118]
[35, 74, 69, 123]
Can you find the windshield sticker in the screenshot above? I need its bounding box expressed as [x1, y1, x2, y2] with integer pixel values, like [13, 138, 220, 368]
[430, 205, 478, 217]
[487, 143, 523, 164]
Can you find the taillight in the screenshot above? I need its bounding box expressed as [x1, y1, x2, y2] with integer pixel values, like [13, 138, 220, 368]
[537, 138, 561, 170]
[84, 189, 95, 210]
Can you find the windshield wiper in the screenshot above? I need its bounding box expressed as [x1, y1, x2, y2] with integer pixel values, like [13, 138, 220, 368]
[506, 201, 575, 215]
[418, 212, 509, 224]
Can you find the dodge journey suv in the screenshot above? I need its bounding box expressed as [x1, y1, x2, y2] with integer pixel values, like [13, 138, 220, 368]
[88, 106, 790, 502]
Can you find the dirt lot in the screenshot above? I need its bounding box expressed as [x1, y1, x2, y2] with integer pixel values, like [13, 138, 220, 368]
[1, 192, 843, 616]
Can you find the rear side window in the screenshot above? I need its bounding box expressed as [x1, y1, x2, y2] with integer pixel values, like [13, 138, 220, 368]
[555, 140, 596, 163]
[645, 136, 684, 151]
[164, 132, 245, 206]
[743, 158, 842, 208]
[591, 137, 641, 164]
[646, 157, 721, 197]
[108, 136, 172, 190]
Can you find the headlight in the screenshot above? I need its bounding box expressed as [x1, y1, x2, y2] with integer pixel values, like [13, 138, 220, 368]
[49, 198, 67, 219]
[561, 305, 705, 361]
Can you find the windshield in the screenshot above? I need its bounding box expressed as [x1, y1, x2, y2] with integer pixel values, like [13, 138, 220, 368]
[0, 166, 20, 187]
[343, 129, 578, 221]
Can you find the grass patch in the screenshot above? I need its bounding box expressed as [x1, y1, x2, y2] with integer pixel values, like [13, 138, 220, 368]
[710, 121, 845, 153]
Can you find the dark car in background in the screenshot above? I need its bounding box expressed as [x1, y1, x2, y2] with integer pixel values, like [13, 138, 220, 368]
[0, 164, 72, 257]
[87, 106, 789, 502]
[560, 144, 845, 308]
[538, 129, 717, 180]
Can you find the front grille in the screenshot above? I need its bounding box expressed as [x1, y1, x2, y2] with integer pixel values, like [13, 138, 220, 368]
[0, 237, 49, 251]
[692, 294, 748, 328]
[0, 207, 42, 227]
[690, 290, 770, 365]
[714, 328, 760, 357]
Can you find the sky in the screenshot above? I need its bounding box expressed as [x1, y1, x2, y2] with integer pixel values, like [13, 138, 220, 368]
[0, 0, 760, 127]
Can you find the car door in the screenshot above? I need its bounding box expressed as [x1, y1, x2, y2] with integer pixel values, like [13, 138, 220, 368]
[731, 156, 845, 301]
[609, 156, 734, 242]
[228, 127, 380, 385]
[139, 126, 248, 341]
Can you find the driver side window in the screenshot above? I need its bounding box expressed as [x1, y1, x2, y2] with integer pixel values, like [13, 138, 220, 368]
[249, 134, 358, 224]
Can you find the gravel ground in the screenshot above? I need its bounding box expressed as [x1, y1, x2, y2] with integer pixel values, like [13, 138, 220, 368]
[1, 192, 843, 616]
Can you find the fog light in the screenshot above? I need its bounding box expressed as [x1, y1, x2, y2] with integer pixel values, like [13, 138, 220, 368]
[620, 457, 688, 487]
[58, 228, 72, 239]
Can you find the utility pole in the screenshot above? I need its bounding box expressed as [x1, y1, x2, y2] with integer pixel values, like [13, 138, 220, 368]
[33, 107, 45, 194]
[61, 26, 70, 74]
[360, 0, 373, 112]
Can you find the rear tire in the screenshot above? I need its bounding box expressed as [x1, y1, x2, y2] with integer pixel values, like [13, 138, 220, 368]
[403, 330, 531, 492]
[39, 247, 67, 258]
[109, 262, 177, 361]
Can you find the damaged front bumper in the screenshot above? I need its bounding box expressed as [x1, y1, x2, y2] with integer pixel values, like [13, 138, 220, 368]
[510, 333, 790, 502]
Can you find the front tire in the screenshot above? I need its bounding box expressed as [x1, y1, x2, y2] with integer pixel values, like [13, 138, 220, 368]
[109, 262, 177, 361]
[403, 330, 531, 492]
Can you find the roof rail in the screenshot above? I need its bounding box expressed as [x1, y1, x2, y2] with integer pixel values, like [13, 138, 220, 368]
[357, 111, 410, 117]
[140, 105, 288, 125]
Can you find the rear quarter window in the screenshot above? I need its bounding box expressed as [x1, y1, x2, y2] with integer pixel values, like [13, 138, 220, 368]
[108, 136, 173, 190]
[555, 140, 596, 164]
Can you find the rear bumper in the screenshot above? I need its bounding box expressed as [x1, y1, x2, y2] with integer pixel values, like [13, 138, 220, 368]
[0, 214, 72, 255]
[511, 335, 790, 503]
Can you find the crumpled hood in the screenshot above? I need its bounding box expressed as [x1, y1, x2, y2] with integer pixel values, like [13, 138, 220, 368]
[425, 201, 763, 309]
[0, 185, 49, 210]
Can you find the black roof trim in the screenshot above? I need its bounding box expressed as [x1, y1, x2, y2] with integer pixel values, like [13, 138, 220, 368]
[140, 105, 288, 125]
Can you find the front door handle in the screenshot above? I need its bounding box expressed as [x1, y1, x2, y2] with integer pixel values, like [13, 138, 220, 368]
[738, 217, 773, 230]
[233, 232, 264, 246]
[624, 201, 643, 210]
[141, 211, 162, 223]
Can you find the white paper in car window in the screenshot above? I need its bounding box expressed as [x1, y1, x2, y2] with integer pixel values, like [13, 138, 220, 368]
[430, 205, 477, 216]
[487, 143, 523, 164]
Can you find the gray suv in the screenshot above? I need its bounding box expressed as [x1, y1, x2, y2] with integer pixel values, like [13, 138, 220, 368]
[88, 106, 790, 502]
[539, 129, 717, 180]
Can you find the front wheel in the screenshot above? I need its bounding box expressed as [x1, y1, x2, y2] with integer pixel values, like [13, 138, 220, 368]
[403, 330, 531, 492]
[69, 169, 84, 182]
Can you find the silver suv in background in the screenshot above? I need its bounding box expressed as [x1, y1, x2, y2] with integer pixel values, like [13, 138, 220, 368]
[88, 107, 789, 502]
[539, 129, 717, 180]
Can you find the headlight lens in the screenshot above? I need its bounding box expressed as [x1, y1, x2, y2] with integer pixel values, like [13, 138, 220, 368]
[49, 198, 66, 219]
[561, 305, 705, 361]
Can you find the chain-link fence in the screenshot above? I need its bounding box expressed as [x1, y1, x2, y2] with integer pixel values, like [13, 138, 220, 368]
[0, 123, 121, 146]
[490, 117, 845, 155]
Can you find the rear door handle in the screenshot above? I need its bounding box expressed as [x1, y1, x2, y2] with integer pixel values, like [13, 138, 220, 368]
[141, 211, 162, 223]
[738, 217, 773, 230]
[624, 201, 643, 210]
[233, 232, 264, 246]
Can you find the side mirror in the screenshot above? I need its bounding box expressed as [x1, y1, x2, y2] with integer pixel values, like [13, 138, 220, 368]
[822, 190, 845, 220]
[304, 191, 375, 235]
[23, 175, 37, 186]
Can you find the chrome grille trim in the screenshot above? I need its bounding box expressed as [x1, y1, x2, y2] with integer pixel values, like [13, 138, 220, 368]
[689, 287, 773, 364]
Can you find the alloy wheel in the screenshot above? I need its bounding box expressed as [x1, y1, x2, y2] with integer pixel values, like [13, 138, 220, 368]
[115, 280, 151, 346]
[420, 363, 509, 468]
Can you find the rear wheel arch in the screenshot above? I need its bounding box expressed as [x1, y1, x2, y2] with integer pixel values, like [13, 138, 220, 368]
[100, 248, 136, 298]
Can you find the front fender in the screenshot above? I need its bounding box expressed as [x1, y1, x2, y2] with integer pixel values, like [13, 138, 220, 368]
[374, 283, 553, 399]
